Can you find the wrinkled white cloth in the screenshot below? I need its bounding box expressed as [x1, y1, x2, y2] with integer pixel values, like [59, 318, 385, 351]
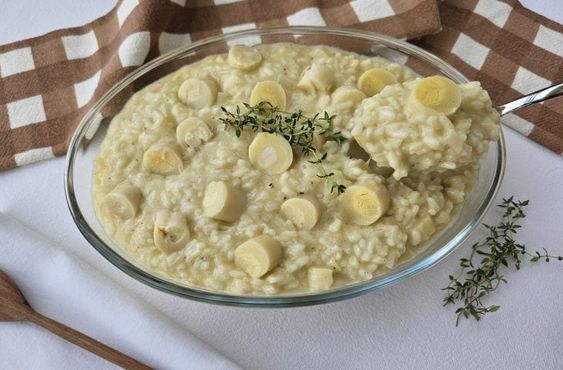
[0, 213, 240, 370]
[1, 1, 563, 369]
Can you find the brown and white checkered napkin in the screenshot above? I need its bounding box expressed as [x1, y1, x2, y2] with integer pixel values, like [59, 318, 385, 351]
[415, 0, 563, 155]
[0, 0, 561, 170]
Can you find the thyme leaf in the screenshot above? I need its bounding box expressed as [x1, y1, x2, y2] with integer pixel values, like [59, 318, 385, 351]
[220, 101, 347, 194]
[443, 197, 563, 326]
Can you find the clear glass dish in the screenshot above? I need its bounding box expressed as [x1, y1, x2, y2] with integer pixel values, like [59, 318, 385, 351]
[65, 26, 505, 307]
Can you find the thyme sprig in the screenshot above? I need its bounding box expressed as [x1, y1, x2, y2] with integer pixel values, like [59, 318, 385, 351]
[307, 151, 347, 195]
[443, 197, 563, 326]
[220, 101, 347, 194]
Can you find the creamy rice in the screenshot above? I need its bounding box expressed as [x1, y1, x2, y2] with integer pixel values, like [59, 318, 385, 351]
[350, 80, 500, 180]
[93, 43, 499, 295]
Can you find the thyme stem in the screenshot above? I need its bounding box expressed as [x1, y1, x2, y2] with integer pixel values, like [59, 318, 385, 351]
[220, 101, 347, 194]
[443, 197, 563, 326]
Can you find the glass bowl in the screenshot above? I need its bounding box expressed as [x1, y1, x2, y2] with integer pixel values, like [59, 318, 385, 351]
[64, 26, 505, 307]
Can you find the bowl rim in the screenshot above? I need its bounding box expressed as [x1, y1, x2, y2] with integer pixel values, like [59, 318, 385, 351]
[64, 26, 506, 307]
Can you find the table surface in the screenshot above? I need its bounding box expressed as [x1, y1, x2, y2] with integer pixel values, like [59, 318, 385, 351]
[1, 1, 562, 369]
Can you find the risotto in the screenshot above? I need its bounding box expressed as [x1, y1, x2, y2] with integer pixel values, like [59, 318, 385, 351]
[92, 43, 499, 295]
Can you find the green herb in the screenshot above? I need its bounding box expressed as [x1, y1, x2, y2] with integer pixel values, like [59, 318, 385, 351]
[307, 151, 347, 195]
[443, 197, 563, 326]
[220, 101, 347, 194]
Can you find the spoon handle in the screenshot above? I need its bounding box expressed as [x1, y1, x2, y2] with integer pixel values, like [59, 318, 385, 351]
[497, 82, 563, 116]
[26, 310, 152, 370]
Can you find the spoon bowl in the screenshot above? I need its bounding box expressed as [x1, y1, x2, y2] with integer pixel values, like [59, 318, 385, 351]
[0, 269, 151, 369]
[0, 270, 31, 321]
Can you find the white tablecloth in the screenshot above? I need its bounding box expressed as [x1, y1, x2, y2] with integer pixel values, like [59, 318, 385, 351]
[1, 1, 562, 369]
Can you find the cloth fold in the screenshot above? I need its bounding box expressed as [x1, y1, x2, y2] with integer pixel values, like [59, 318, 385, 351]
[0, 212, 240, 370]
[0, 0, 561, 171]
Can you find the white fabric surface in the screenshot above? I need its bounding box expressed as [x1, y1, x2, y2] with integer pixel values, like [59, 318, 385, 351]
[1, 1, 563, 369]
[0, 214, 239, 370]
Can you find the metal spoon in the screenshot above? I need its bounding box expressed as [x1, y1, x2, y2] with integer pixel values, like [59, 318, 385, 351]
[496, 82, 563, 116]
[0, 270, 152, 370]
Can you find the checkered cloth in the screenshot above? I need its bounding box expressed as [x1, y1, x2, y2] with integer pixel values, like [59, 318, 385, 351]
[0, 0, 561, 170]
[415, 0, 563, 155]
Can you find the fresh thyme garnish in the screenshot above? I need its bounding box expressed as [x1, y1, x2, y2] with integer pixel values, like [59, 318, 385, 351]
[220, 101, 347, 194]
[443, 197, 563, 326]
[307, 151, 347, 195]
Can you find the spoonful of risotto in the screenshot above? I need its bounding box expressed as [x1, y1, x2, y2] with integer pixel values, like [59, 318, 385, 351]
[351, 77, 563, 180]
